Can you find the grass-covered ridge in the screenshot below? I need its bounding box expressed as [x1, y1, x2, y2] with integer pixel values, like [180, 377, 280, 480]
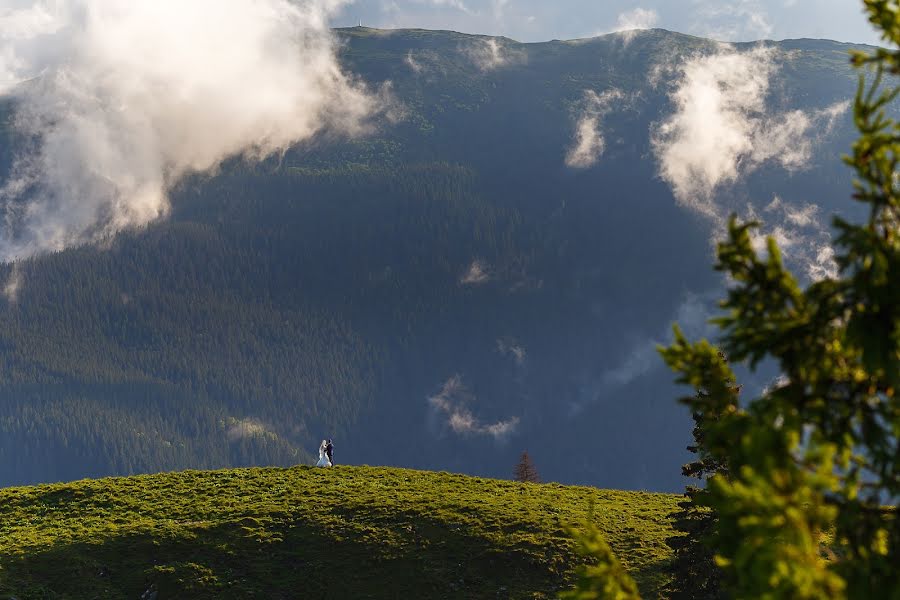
[0, 466, 678, 598]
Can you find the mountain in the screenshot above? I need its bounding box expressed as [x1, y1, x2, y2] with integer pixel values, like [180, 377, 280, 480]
[0, 466, 678, 598]
[0, 28, 871, 490]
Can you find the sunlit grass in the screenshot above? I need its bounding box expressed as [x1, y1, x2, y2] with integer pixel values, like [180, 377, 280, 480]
[0, 466, 679, 598]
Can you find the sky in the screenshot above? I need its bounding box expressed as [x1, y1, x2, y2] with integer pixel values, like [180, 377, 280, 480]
[332, 0, 881, 46]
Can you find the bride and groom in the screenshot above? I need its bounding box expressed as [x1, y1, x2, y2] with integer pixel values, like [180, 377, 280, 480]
[316, 439, 334, 467]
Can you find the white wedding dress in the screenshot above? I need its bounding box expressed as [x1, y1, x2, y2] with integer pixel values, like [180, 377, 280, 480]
[316, 440, 332, 467]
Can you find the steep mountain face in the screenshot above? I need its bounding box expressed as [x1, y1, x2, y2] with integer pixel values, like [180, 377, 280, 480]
[0, 28, 870, 490]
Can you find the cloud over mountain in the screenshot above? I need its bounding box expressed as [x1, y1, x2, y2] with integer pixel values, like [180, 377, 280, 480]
[610, 8, 659, 43]
[565, 89, 624, 169]
[649, 45, 849, 285]
[464, 37, 524, 71]
[428, 375, 519, 439]
[0, 0, 381, 262]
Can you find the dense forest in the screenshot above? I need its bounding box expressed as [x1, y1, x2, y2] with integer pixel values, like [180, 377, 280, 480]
[0, 28, 871, 490]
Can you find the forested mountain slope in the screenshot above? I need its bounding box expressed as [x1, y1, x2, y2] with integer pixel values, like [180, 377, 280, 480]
[0, 28, 869, 490]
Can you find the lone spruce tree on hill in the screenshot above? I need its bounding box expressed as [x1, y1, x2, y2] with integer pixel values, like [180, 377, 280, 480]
[514, 451, 540, 483]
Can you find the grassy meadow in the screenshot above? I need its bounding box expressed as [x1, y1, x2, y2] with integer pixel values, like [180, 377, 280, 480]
[0, 466, 679, 598]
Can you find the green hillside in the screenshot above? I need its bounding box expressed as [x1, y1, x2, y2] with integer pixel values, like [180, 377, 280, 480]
[0, 467, 678, 599]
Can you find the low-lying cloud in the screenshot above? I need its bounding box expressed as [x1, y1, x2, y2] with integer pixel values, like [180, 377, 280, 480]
[405, 50, 425, 73]
[653, 46, 769, 216]
[651, 45, 848, 281]
[602, 291, 718, 388]
[610, 7, 659, 43]
[464, 37, 523, 71]
[565, 89, 624, 169]
[226, 417, 275, 442]
[748, 195, 838, 281]
[496, 338, 526, 366]
[428, 375, 519, 438]
[2, 264, 20, 303]
[567, 291, 718, 416]
[0, 0, 382, 262]
[653, 46, 848, 220]
[460, 259, 491, 285]
[403, 49, 450, 78]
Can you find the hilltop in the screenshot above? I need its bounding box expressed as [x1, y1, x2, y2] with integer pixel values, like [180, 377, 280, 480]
[0, 466, 678, 599]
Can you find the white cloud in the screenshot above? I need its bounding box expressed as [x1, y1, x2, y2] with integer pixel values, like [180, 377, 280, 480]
[2, 263, 20, 303]
[428, 375, 519, 438]
[226, 417, 275, 442]
[761, 373, 790, 396]
[610, 7, 659, 43]
[692, 0, 773, 41]
[460, 258, 491, 285]
[818, 99, 852, 129]
[0, 0, 383, 262]
[651, 44, 844, 282]
[749, 195, 838, 281]
[0, 2, 63, 92]
[566, 291, 719, 416]
[652, 47, 777, 218]
[464, 37, 524, 71]
[808, 245, 837, 281]
[652, 46, 848, 223]
[403, 49, 447, 77]
[565, 88, 624, 169]
[650, 46, 848, 283]
[602, 340, 659, 387]
[405, 50, 424, 73]
[752, 102, 849, 170]
[567, 119, 604, 169]
[496, 338, 526, 366]
[602, 291, 718, 388]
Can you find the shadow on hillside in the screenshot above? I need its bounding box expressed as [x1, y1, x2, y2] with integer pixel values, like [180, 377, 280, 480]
[1, 509, 587, 599]
[1, 478, 675, 599]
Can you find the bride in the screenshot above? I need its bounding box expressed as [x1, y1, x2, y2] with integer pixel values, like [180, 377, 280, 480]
[316, 440, 332, 467]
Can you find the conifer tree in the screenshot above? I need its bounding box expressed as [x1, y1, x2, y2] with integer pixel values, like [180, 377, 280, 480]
[560, 519, 641, 600]
[659, 1, 900, 596]
[571, 3, 899, 597]
[514, 451, 540, 483]
[665, 374, 738, 600]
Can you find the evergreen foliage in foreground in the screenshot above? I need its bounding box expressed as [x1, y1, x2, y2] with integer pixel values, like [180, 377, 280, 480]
[0, 466, 678, 599]
[658, 1, 900, 597]
[566, 1, 898, 597]
[664, 378, 736, 600]
[560, 519, 641, 600]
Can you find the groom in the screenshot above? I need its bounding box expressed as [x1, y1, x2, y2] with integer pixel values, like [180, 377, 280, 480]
[324, 439, 334, 466]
